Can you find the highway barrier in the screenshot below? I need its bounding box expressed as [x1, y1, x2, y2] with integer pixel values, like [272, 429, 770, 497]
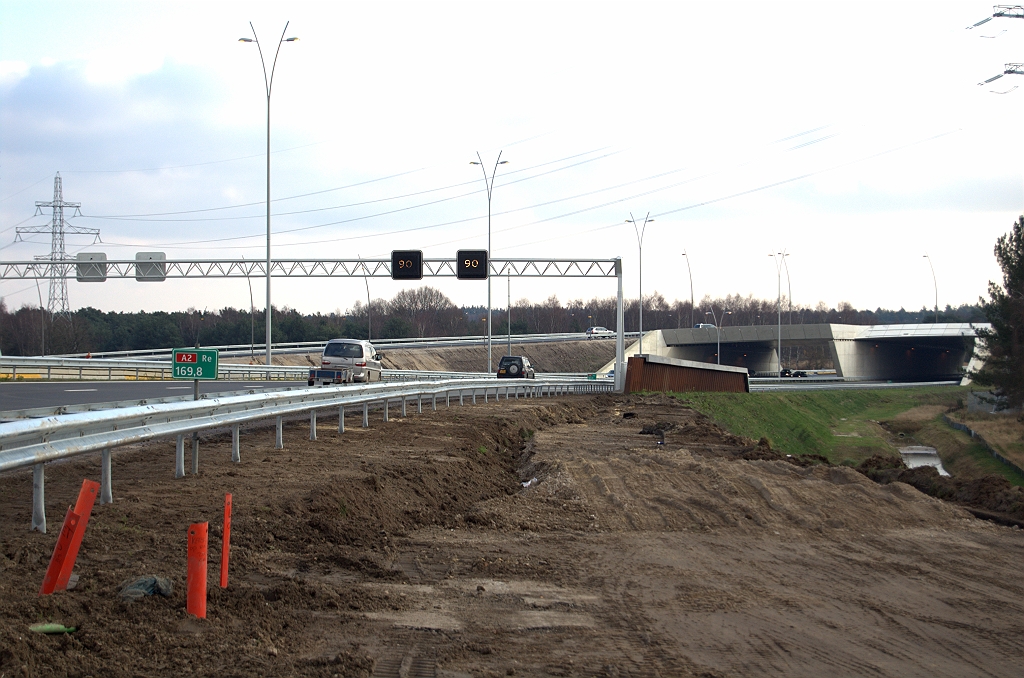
[1, 355, 306, 381]
[0, 376, 614, 533]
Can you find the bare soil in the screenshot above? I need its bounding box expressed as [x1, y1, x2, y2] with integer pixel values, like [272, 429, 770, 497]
[2, 394, 1023, 677]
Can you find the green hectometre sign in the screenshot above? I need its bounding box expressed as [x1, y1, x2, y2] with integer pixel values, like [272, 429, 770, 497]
[172, 349, 219, 380]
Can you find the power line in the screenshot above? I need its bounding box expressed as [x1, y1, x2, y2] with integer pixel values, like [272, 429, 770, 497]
[61, 140, 328, 174]
[80, 147, 611, 220]
[81, 149, 618, 224]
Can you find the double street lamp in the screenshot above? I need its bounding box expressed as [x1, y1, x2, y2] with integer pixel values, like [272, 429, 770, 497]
[923, 254, 938, 323]
[769, 251, 789, 378]
[239, 22, 299, 367]
[626, 212, 654, 351]
[704, 308, 731, 364]
[681, 250, 694, 328]
[471, 151, 508, 373]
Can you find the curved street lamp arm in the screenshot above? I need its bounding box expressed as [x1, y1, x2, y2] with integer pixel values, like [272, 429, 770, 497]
[249, 22, 271, 97]
[267, 21, 291, 98]
[475, 151, 492, 199]
[491, 150, 504, 196]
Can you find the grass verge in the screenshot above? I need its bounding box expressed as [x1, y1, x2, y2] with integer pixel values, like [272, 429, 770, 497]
[669, 387, 965, 465]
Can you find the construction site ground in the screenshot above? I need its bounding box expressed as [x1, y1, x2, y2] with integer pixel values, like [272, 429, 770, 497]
[2, 393, 1023, 677]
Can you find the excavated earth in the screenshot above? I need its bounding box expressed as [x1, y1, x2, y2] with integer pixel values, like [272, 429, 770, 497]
[2, 394, 1023, 677]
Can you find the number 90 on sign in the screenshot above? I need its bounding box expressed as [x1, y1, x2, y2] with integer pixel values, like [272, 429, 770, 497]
[456, 249, 488, 280]
[391, 250, 423, 280]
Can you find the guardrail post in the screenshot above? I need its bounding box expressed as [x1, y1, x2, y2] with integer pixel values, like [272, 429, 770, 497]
[446, 392, 450, 407]
[309, 410, 318, 441]
[275, 416, 284, 448]
[339, 405, 345, 433]
[175, 435, 185, 478]
[232, 425, 240, 462]
[484, 389, 488, 404]
[417, 395, 422, 414]
[460, 391, 464, 406]
[514, 386, 519, 399]
[472, 391, 477, 405]
[383, 399, 389, 422]
[32, 463, 45, 533]
[101, 449, 112, 504]
[401, 397, 407, 417]
[191, 433, 200, 474]
[363, 403, 369, 427]
[47, 366, 51, 379]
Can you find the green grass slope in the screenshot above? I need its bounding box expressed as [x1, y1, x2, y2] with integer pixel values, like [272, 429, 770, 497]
[670, 387, 966, 465]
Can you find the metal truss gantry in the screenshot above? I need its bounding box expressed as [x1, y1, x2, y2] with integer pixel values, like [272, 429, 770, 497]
[0, 257, 620, 280]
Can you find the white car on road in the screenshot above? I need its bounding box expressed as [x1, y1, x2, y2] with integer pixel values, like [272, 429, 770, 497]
[586, 326, 615, 339]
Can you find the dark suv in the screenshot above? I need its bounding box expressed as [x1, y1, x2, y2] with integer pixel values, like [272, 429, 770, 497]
[497, 355, 535, 379]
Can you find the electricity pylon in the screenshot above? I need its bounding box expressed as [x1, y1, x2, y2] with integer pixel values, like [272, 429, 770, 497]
[16, 173, 99, 322]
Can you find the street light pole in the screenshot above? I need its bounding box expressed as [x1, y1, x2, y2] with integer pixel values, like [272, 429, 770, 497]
[681, 250, 694, 328]
[470, 151, 508, 373]
[239, 22, 298, 367]
[769, 251, 789, 377]
[507, 269, 512, 357]
[626, 212, 654, 352]
[923, 254, 938, 323]
[781, 253, 792, 324]
[704, 308, 731, 365]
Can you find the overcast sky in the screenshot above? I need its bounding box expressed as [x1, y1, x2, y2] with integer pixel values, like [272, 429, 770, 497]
[1, 0, 1020, 318]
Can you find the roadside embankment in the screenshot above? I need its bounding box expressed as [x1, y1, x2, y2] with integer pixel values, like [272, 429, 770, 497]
[228, 339, 618, 374]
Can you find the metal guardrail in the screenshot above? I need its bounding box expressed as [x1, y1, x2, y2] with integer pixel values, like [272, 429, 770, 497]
[0, 376, 614, 532]
[1, 355, 307, 381]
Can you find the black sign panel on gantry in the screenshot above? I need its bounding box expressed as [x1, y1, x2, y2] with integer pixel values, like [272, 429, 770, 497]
[456, 250, 488, 280]
[391, 250, 423, 280]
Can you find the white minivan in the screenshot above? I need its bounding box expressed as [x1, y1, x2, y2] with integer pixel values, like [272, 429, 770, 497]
[320, 339, 383, 383]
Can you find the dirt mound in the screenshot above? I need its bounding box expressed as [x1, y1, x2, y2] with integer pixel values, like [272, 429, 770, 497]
[857, 455, 1024, 524]
[1, 393, 1021, 677]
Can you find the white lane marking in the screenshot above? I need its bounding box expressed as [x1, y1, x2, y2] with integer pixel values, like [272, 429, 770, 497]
[64, 389, 98, 392]
[166, 387, 192, 390]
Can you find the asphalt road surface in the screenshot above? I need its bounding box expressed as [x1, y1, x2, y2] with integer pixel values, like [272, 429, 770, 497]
[0, 380, 305, 413]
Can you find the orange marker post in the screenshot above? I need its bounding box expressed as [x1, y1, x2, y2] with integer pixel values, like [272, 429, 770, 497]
[186, 522, 208, 618]
[39, 507, 81, 596]
[220, 494, 232, 588]
[55, 479, 100, 591]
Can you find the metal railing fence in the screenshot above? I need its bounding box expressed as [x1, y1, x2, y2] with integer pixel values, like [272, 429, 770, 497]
[0, 376, 614, 532]
[1, 355, 307, 381]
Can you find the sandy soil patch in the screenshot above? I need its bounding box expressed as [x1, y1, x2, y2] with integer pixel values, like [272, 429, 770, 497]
[2, 395, 1022, 677]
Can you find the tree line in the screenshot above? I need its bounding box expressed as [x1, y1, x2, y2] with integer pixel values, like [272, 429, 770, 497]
[0, 285, 985, 357]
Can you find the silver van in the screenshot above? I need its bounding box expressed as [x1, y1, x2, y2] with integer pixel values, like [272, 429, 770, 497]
[320, 339, 383, 383]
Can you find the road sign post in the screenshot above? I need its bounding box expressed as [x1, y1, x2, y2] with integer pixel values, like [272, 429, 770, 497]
[172, 349, 219, 380]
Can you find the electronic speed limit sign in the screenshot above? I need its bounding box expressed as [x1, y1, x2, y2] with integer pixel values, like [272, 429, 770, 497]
[456, 249, 488, 280]
[390, 250, 423, 280]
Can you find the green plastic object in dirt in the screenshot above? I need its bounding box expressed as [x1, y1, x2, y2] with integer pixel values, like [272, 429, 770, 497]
[29, 623, 76, 634]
